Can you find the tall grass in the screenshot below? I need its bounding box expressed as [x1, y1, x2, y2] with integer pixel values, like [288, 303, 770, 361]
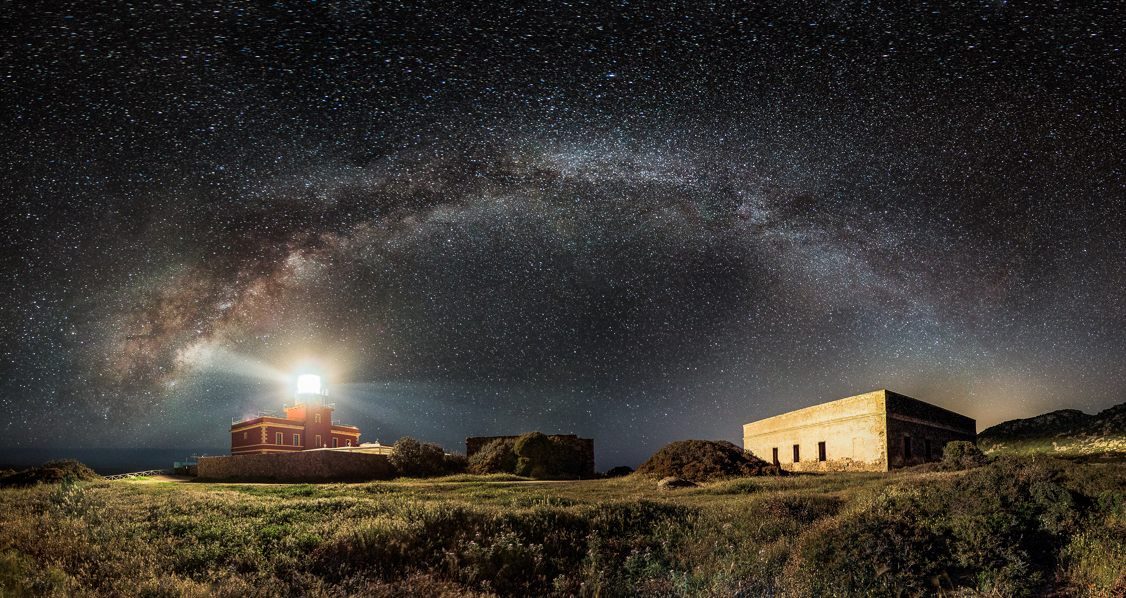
[0, 457, 1121, 596]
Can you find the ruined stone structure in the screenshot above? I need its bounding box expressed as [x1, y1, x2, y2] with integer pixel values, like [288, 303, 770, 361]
[742, 389, 976, 472]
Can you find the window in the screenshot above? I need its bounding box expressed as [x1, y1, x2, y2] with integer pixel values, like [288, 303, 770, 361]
[242, 431, 247, 441]
[346, 439, 352, 447]
[314, 413, 321, 424]
[771, 447, 779, 465]
[276, 432, 283, 444]
[817, 441, 827, 462]
[315, 434, 322, 448]
[903, 435, 912, 460]
[332, 437, 339, 448]
[294, 433, 301, 447]
[924, 438, 932, 461]
[792, 444, 800, 463]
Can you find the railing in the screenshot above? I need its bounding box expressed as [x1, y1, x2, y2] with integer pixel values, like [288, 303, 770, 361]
[232, 411, 281, 424]
[103, 469, 174, 480]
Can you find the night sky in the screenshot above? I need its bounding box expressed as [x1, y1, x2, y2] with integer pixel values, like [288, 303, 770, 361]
[2, 2, 1123, 469]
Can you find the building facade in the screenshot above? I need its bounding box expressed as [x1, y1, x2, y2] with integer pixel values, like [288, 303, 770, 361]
[742, 389, 976, 472]
[230, 382, 361, 455]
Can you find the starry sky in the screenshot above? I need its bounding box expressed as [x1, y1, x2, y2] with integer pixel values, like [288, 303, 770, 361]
[2, 1, 1123, 468]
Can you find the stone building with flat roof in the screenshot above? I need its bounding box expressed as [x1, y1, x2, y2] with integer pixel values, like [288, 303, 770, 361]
[742, 389, 976, 472]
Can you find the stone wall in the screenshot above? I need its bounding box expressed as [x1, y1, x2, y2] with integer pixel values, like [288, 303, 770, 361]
[885, 391, 976, 468]
[743, 390, 889, 472]
[197, 449, 394, 482]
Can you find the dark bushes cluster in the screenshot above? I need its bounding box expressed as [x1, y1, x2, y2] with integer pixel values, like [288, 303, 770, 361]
[468, 438, 517, 475]
[786, 455, 1093, 596]
[636, 439, 781, 482]
[314, 500, 692, 595]
[941, 440, 990, 470]
[389, 437, 467, 477]
[468, 432, 590, 479]
[0, 460, 101, 487]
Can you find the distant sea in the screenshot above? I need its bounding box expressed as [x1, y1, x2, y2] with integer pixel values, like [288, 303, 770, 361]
[0, 448, 227, 475]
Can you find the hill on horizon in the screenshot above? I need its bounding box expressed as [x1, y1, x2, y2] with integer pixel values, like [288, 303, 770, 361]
[978, 402, 1126, 456]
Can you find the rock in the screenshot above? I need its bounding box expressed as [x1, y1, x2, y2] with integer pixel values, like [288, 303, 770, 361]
[658, 476, 697, 490]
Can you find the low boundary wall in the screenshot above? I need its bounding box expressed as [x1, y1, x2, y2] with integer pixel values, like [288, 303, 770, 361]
[197, 450, 394, 482]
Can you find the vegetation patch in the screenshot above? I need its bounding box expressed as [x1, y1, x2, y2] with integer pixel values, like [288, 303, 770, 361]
[0, 460, 101, 487]
[636, 439, 781, 482]
[0, 456, 1121, 596]
[468, 433, 592, 479]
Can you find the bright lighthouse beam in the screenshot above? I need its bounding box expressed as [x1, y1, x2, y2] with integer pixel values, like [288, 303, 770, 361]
[296, 374, 323, 395]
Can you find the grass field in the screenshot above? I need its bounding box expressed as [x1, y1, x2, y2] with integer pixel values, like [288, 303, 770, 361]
[1, 456, 1123, 597]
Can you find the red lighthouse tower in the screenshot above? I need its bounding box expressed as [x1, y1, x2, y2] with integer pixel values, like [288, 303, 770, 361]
[229, 374, 361, 455]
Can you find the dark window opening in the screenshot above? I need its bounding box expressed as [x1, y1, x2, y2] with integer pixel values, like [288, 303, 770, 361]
[903, 436, 912, 460]
[924, 438, 932, 461]
[772, 447, 779, 465]
[818, 441, 827, 462]
[792, 444, 800, 463]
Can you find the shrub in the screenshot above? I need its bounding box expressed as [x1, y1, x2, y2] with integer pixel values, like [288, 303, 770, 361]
[442, 453, 469, 475]
[941, 441, 989, 470]
[457, 530, 548, 594]
[1062, 491, 1126, 595]
[514, 432, 555, 478]
[473, 433, 591, 479]
[786, 456, 1086, 596]
[636, 440, 780, 482]
[0, 460, 100, 487]
[468, 438, 517, 475]
[389, 437, 447, 477]
[0, 550, 70, 596]
[605, 466, 633, 478]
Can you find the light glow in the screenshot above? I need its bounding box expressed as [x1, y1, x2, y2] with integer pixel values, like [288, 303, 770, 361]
[296, 374, 323, 395]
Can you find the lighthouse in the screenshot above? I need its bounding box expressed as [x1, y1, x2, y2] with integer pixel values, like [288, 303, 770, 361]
[228, 372, 361, 455]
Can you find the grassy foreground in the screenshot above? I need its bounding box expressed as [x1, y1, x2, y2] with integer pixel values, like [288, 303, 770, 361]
[0, 457, 1123, 597]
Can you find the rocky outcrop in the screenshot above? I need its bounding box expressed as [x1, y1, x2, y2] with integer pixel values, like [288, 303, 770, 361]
[978, 402, 1126, 455]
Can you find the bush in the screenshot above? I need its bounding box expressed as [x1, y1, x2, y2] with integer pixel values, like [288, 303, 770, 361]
[0, 460, 100, 487]
[605, 466, 633, 478]
[786, 456, 1085, 596]
[442, 453, 469, 475]
[389, 437, 448, 477]
[510, 433, 590, 479]
[468, 438, 518, 475]
[514, 432, 555, 478]
[942, 441, 989, 470]
[468, 433, 591, 479]
[636, 440, 781, 482]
